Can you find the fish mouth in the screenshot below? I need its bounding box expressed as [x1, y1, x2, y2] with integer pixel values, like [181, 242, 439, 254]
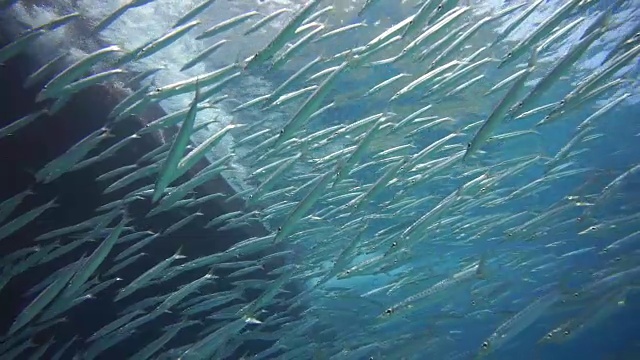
[35, 91, 48, 102]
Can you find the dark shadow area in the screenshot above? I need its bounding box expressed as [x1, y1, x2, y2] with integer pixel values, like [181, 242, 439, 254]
[0, 30, 301, 358]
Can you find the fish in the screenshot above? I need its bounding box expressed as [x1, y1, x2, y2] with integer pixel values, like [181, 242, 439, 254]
[92, 0, 154, 34]
[152, 84, 200, 203]
[55, 69, 126, 98]
[0, 2, 638, 359]
[59, 214, 129, 299]
[274, 170, 335, 243]
[23, 52, 69, 89]
[199, 12, 259, 41]
[181, 39, 228, 71]
[381, 258, 486, 319]
[36, 127, 113, 183]
[498, 0, 581, 68]
[0, 29, 45, 65]
[269, 24, 324, 72]
[244, 0, 324, 70]
[173, 0, 217, 28]
[115, 247, 186, 302]
[273, 61, 349, 148]
[509, 23, 608, 117]
[491, 0, 544, 46]
[0, 109, 47, 140]
[244, 8, 292, 36]
[540, 288, 628, 344]
[479, 290, 560, 356]
[463, 49, 537, 161]
[0, 198, 57, 243]
[29, 12, 81, 33]
[37, 45, 123, 101]
[135, 20, 201, 61]
[7, 255, 81, 335]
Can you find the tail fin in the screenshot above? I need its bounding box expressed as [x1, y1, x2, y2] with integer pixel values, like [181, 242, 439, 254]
[173, 246, 187, 260]
[476, 254, 488, 279]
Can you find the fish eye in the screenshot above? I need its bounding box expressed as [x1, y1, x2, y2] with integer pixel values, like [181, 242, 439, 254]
[480, 187, 487, 192]
[279, 129, 284, 134]
[384, 308, 393, 314]
[277, 226, 282, 232]
[481, 341, 489, 349]
[589, 226, 597, 231]
[466, 143, 471, 148]
[547, 333, 553, 339]
[391, 241, 397, 247]
[559, 100, 565, 105]
[563, 330, 570, 336]
[507, 52, 512, 58]
[345, 270, 351, 274]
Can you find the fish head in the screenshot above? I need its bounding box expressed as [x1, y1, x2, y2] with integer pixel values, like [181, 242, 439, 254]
[462, 141, 474, 162]
[578, 225, 599, 235]
[539, 328, 559, 344]
[477, 339, 492, 356]
[497, 51, 513, 69]
[375, 306, 397, 323]
[335, 269, 350, 279]
[539, 326, 571, 344]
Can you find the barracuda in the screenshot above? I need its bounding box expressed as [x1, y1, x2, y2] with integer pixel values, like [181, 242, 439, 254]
[380, 259, 486, 319]
[152, 84, 200, 203]
[37, 45, 123, 101]
[1, 1, 638, 358]
[464, 49, 537, 161]
[196, 11, 258, 40]
[273, 61, 349, 148]
[509, 25, 608, 116]
[244, 0, 324, 70]
[244, 9, 291, 36]
[498, 0, 581, 68]
[173, 0, 217, 28]
[479, 291, 560, 356]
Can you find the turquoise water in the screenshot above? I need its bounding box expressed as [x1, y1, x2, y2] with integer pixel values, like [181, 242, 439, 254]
[0, 0, 639, 359]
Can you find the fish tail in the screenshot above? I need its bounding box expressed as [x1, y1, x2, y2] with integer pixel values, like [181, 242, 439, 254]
[174, 245, 187, 260]
[476, 254, 488, 279]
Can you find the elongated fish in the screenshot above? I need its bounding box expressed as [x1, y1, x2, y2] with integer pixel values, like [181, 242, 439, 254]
[479, 290, 560, 356]
[244, 0, 324, 70]
[0, 198, 57, 243]
[152, 84, 200, 203]
[463, 49, 537, 161]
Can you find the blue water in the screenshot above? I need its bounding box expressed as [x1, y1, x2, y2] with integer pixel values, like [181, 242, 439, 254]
[0, 0, 639, 359]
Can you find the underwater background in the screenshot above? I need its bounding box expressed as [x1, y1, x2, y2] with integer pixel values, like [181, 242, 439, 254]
[0, 0, 639, 359]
